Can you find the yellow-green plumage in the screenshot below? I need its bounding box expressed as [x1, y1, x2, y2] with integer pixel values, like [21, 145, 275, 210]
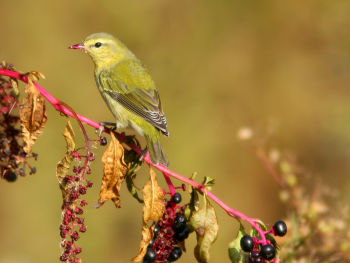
[71, 32, 169, 166]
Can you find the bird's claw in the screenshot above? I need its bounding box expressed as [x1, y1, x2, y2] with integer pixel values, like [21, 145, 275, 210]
[139, 147, 148, 162]
[98, 121, 117, 136]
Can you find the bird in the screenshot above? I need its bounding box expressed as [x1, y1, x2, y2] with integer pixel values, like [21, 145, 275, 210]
[69, 32, 169, 166]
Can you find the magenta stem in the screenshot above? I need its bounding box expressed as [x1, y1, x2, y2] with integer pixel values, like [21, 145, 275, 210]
[147, 161, 267, 244]
[59, 101, 91, 173]
[0, 69, 102, 130]
[0, 69, 267, 244]
[162, 172, 176, 196]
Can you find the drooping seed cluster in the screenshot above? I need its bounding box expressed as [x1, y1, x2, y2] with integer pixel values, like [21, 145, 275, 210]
[143, 192, 190, 263]
[0, 76, 36, 182]
[59, 150, 94, 263]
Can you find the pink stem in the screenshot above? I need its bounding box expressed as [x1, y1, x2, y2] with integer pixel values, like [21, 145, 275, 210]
[147, 160, 267, 244]
[162, 172, 176, 196]
[0, 69, 267, 244]
[0, 69, 102, 130]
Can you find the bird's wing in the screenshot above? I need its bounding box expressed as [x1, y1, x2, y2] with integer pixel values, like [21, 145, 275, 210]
[98, 59, 169, 136]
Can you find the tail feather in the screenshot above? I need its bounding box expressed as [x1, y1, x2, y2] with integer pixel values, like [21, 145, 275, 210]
[145, 135, 169, 167]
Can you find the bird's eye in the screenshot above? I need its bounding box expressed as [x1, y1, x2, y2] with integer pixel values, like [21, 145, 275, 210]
[95, 42, 102, 48]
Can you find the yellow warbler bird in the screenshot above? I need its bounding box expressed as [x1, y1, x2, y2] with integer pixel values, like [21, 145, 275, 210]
[69, 32, 169, 166]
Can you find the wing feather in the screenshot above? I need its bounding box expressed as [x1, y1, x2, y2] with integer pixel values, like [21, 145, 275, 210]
[98, 60, 169, 136]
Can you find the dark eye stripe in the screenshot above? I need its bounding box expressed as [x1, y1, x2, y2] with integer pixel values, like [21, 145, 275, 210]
[95, 42, 102, 48]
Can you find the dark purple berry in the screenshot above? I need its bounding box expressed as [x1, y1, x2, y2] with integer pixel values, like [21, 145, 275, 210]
[143, 247, 157, 263]
[100, 136, 108, 146]
[173, 213, 186, 232]
[260, 244, 275, 260]
[171, 192, 182, 204]
[3, 170, 17, 182]
[273, 220, 287, 237]
[240, 235, 254, 252]
[167, 246, 182, 262]
[249, 251, 262, 263]
[148, 238, 155, 248]
[153, 222, 161, 237]
[174, 225, 190, 241]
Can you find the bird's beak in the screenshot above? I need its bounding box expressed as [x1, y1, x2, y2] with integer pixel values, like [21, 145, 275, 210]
[68, 43, 85, 50]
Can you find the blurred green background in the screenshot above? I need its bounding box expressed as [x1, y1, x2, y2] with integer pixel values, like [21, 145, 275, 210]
[1, 0, 350, 262]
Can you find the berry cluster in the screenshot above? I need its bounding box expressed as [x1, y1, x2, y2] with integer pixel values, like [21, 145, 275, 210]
[240, 221, 287, 262]
[143, 192, 190, 263]
[59, 150, 94, 262]
[0, 76, 36, 182]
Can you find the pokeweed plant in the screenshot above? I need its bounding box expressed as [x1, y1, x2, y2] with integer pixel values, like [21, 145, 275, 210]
[7, 62, 345, 263]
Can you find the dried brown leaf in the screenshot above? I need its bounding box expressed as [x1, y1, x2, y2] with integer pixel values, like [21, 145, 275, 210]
[27, 71, 45, 82]
[56, 120, 75, 197]
[19, 76, 47, 153]
[132, 168, 165, 262]
[132, 224, 153, 262]
[98, 132, 128, 208]
[142, 167, 165, 224]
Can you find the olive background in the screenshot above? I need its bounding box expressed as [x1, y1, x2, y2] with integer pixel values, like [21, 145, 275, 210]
[1, 1, 350, 262]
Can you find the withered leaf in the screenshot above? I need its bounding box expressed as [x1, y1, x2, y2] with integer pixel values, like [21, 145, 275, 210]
[132, 224, 153, 262]
[19, 76, 47, 153]
[56, 120, 75, 197]
[132, 168, 165, 262]
[142, 167, 165, 224]
[98, 132, 128, 208]
[190, 198, 219, 263]
[26, 71, 46, 82]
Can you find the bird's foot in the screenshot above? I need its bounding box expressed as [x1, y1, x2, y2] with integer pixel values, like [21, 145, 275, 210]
[98, 121, 117, 136]
[139, 147, 148, 162]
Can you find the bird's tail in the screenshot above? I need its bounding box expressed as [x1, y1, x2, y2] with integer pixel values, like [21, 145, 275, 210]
[145, 134, 169, 167]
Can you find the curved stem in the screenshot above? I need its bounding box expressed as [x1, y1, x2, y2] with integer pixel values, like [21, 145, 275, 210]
[0, 69, 102, 130]
[256, 147, 283, 186]
[59, 101, 91, 172]
[0, 68, 267, 244]
[162, 172, 176, 196]
[147, 160, 267, 244]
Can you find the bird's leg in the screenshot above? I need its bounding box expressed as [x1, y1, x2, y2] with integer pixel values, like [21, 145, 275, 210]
[98, 121, 117, 136]
[139, 147, 148, 162]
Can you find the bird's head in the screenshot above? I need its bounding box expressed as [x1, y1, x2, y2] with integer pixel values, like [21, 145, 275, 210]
[69, 32, 133, 68]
